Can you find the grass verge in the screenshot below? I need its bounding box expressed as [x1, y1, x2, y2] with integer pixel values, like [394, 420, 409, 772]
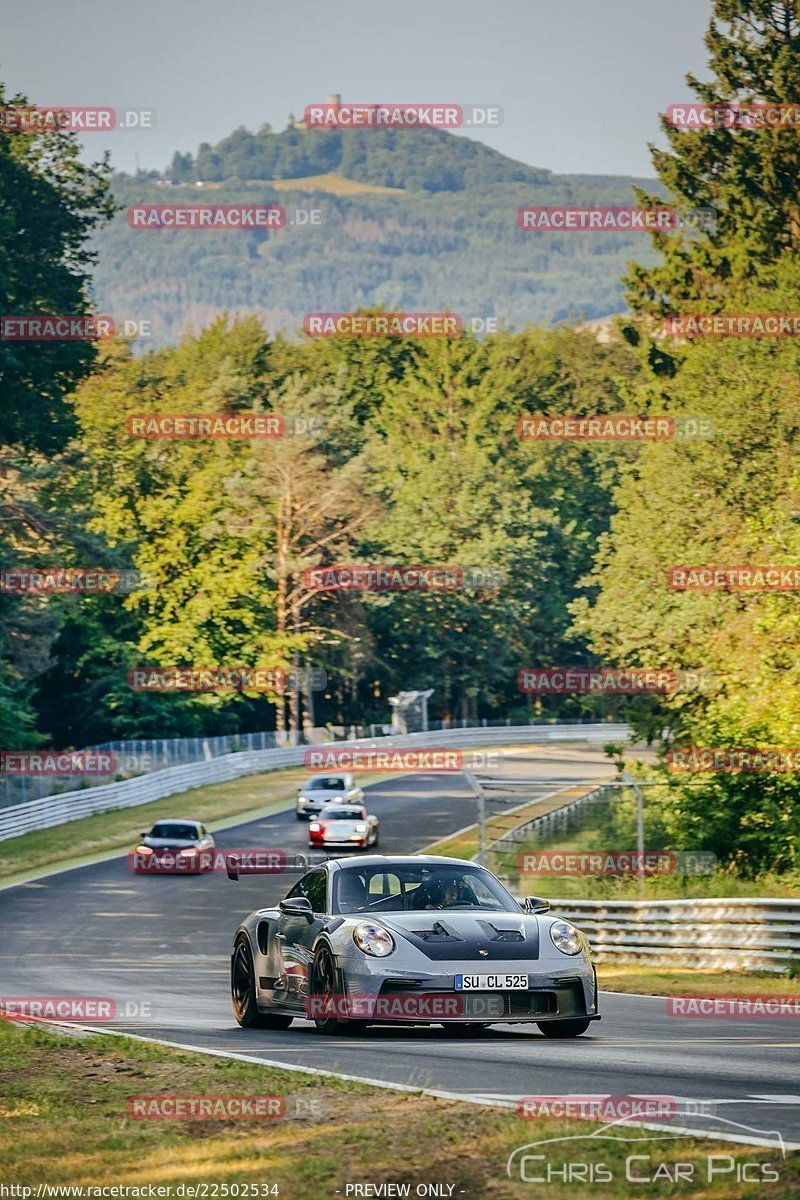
[0, 1019, 797, 1198]
[0, 765, 316, 885]
[0, 741, 511, 886]
[597, 965, 800, 996]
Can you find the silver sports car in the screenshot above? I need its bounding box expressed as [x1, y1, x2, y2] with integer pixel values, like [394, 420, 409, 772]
[228, 854, 599, 1037]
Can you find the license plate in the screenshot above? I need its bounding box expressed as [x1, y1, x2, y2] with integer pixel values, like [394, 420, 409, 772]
[454, 973, 529, 990]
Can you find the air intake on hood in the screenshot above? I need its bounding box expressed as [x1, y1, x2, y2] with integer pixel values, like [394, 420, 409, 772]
[409, 920, 464, 943]
[479, 921, 525, 943]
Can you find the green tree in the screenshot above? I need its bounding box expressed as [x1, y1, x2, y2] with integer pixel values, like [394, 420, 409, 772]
[0, 83, 113, 748]
[625, 0, 800, 319]
[0, 85, 114, 452]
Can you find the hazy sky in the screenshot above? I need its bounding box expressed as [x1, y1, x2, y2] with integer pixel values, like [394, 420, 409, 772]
[4, 0, 713, 178]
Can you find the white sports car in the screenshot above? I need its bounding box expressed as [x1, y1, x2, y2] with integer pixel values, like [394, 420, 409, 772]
[295, 772, 364, 819]
[308, 803, 379, 850]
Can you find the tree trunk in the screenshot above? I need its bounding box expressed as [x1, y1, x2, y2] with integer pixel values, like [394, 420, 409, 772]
[302, 664, 315, 740]
[289, 648, 300, 743]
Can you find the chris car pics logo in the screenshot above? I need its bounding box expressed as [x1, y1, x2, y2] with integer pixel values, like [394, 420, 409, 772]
[507, 1114, 785, 1184]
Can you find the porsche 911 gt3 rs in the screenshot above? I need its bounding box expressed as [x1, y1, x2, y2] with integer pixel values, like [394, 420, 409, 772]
[228, 854, 599, 1037]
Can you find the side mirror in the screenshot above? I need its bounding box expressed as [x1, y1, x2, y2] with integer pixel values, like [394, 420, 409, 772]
[523, 896, 550, 914]
[140, 832, 148, 839]
[279, 896, 314, 919]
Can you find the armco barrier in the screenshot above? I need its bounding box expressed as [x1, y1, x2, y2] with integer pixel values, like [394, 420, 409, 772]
[0, 723, 630, 842]
[560, 897, 800, 973]
[486, 784, 800, 975]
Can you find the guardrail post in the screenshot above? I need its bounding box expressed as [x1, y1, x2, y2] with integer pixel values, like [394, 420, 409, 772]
[622, 770, 646, 898]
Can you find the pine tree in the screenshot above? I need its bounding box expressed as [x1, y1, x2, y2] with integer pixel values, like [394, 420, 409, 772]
[625, 1, 800, 318]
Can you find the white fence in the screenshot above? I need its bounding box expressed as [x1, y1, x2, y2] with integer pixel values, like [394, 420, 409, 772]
[560, 897, 800, 974]
[0, 723, 630, 843]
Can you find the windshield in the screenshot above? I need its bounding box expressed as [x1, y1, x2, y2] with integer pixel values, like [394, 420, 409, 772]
[333, 864, 519, 914]
[320, 808, 363, 821]
[307, 777, 346, 791]
[148, 823, 199, 840]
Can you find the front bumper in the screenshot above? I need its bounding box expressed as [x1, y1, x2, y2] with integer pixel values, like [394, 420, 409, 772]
[375, 975, 596, 1023]
[322, 964, 598, 1024]
[310, 837, 367, 848]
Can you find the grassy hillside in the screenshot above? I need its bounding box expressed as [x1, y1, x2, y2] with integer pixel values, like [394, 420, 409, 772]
[95, 125, 663, 347]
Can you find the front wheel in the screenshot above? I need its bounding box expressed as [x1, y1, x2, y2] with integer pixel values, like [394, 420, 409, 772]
[537, 1018, 591, 1038]
[231, 936, 293, 1029]
[309, 945, 351, 1034]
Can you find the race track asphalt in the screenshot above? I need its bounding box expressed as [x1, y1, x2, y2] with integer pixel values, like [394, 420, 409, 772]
[1, 743, 798, 1150]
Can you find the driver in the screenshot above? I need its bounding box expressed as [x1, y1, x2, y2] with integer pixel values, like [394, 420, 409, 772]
[417, 875, 471, 909]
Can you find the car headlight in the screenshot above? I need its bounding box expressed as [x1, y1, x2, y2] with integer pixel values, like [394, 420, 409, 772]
[309, 822, 321, 832]
[352, 923, 395, 957]
[179, 848, 196, 856]
[135, 845, 152, 855]
[549, 920, 583, 955]
[354, 823, 368, 833]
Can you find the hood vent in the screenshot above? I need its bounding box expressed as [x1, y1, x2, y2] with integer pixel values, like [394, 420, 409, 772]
[409, 920, 464, 943]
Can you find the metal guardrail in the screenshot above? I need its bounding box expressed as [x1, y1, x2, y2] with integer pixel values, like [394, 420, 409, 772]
[0, 715, 618, 810]
[486, 783, 800, 975]
[560, 897, 800, 974]
[480, 780, 606, 857]
[0, 723, 631, 842]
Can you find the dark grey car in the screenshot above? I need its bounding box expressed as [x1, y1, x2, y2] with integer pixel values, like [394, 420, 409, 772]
[229, 854, 599, 1037]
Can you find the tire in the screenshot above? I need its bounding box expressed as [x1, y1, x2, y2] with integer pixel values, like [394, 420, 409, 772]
[231, 935, 293, 1030]
[439, 1023, 489, 1036]
[296, 812, 305, 821]
[309, 944, 351, 1034]
[537, 1018, 592, 1038]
